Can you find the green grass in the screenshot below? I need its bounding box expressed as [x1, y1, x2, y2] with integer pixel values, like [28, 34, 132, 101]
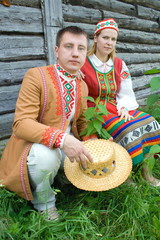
[0, 159, 160, 240]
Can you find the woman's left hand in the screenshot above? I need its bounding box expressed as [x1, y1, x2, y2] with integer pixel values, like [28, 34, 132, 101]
[118, 107, 134, 122]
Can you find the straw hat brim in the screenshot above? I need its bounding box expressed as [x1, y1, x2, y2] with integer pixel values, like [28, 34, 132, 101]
[64, 139, 132, 191]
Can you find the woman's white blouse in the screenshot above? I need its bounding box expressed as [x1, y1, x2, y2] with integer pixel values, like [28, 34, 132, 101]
[89, 54, 139, 111]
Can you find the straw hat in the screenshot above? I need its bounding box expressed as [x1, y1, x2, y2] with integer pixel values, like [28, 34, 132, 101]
[64, 139, 132, 191]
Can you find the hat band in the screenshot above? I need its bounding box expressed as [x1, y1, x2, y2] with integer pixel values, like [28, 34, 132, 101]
[80, 161, 115, 179]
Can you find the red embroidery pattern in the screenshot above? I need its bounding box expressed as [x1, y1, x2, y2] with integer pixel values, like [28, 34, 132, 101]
[47, 66, 63, 116]
[57, 64, 76, 79]
[60, 76, 75, 119]
[54, 132, 66, 148]
[120, 71, 130, 79]
[41, 127, 58, 148]
[75, 79, 81, 119]
[96, 69, 117, 106]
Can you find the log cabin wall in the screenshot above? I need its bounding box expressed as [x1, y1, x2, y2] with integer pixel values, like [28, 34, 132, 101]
[0, 0, 160, 152]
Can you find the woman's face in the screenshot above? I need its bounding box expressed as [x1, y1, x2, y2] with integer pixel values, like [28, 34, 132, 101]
[94, 28, 118, 62]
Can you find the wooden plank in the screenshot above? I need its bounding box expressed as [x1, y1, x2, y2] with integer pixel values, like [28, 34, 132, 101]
[100, 40, 160, 53]
[135, 88, 160, 101]
[62, 4, 100, 24]
[10, 0, 40, 8]
[117, 53, 160, 65]
[64, 22, 160, 45]
[127, 62, 160, 77]
[0, 60, 47, 85]
[0, 35, 45, 61]
[0, 85, 20, 114]
[0, 113, 13, 140]
[63, 0, 137, 16]
[119, 0, 160, 11]
[62, 5, 160, 33]
[132, 73, 160, 90]
[137, 5, 160, 21]
[0, 5, 43, 33]
[41, 0, 63, 64]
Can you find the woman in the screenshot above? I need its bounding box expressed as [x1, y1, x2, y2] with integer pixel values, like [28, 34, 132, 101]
[81, 18, 160, 186]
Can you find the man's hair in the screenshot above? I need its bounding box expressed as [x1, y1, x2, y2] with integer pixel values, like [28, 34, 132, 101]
[56, 26, 89, 47]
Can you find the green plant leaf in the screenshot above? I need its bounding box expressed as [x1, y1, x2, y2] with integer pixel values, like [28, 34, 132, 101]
[97, 104, 108, 115]
[153, 108, 160, 117]
[144, 69, 160, 75]
[144, 156, 156, 174]
[95, 96, 100, 104]
[100, 128, 112, 139]
[93, 119, 102, 135]
[147, 94, 159, 107]
[148, 145, 160, 154]
[86, 121, 97, 136]
[84, 107, 95, 120]
[84, 96, 95, 103]
[150, 77, 160, 91]
[96, 114, 104, 123]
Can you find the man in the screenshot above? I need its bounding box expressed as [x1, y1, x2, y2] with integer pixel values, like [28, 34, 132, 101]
[0, 26, 96, 220]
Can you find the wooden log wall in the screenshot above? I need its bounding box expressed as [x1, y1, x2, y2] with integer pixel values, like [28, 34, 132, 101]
[62, 0, 160, 105]
[0, 0, 47, 151]
[0, 0, 160, 152]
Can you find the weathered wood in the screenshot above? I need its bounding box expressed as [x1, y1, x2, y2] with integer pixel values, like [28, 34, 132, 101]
[0, 35, 45, 61]
[137, 5, 160, 21]
[119, 0, 160, 11]
[0, 60, 47, 86]
[0, 85, 20, 114]
[62, 4, 160, 33]
[132, 73, 160, 90]
[62, 4, 100, 24]
[63, 0, 137, 16]
[135, 88, 160, 101]
[10, 0, 40, 8]
[41, 0, 63, 64]
[127, 62, 160, 77]
[117, 42, 160, 53]
[118, 29, 160, 44]
[64, 22, 160, 45]
[0, 113, 13, 140]
[117, 53, 160, 65]
[0, 5, 43, 33]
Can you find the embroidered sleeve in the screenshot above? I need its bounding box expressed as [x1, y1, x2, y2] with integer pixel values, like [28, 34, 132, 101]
[116, 61, 139, 111]
[54, 132, 67, 148]
[41, 127, 61, 149]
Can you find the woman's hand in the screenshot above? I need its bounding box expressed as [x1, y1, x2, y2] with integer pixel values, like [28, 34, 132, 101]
[118, 107, 134, 122]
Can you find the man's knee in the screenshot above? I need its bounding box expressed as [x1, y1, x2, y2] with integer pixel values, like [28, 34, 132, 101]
[27, 143, 62, 172]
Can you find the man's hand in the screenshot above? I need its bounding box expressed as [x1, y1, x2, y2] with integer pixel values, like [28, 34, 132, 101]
[118, 107, 134, 122]
[62, 134, 93, 168]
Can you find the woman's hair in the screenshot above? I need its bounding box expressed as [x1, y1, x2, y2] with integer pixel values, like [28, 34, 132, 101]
[56, 26, 89, 47]
[87, 32, 116, 60]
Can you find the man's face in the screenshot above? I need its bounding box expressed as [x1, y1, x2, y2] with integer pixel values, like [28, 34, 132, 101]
[55, 32, 88, 74]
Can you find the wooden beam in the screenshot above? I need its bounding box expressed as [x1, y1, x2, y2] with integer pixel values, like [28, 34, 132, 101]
[41, 0, 63, 64]
[0, 5, 43, 33]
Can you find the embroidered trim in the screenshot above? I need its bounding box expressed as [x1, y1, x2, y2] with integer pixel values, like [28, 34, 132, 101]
[54, 132, 66, 148]
[120, 70, 131, 79]
[56, 64, 76, 79]
[20, 143, 32, 200]
[75, 79, 81, 119]
[41, 127, 59, 148]
[38, 67, 48, 122]
[96, 69, 117, 106]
